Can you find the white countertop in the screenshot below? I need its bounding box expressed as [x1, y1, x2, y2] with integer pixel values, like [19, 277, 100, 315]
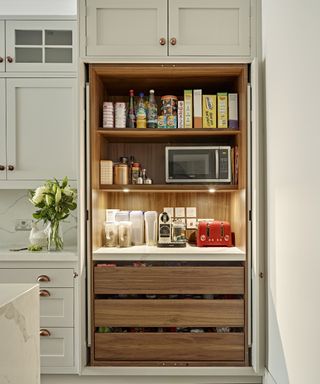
[93, 244, 245, 261]
[0, 246, 78, 262]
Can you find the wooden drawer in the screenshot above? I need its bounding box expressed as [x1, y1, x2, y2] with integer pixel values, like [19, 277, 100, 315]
[0, 268, 74, 287]
[95, 299, 244, 327]
[95, 332, 244, 362]
[94, 266, 244, 294]
[40, 327, 73, 367]
[40, 288, 73, 327]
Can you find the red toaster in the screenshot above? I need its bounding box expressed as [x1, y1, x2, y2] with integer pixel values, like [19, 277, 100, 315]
[197, 221, 232, 247]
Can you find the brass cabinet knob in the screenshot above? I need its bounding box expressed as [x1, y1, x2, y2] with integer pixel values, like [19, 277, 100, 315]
[170, 37, 177, 46]
[159, 37, 166, 46]
[37, 274, 51, 282]
[39, 289, 51, 297]
[6, 56, 13, 63]
[0, 57, 3, 63]
[7, 165, 14, 171]
[0, 165, 5, 171]
[40, 329, 51, 337]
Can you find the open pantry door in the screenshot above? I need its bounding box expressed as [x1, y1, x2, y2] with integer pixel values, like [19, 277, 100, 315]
[249, 58, 266, 374]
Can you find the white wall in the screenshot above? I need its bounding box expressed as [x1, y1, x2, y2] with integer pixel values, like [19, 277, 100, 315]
[263, 0, 320, 383]
[0, 0, 76, 15]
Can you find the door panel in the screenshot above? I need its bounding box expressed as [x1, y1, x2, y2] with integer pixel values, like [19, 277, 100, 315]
[0, 21, 5, 72]
[0, 79, 6, 179]
[86, 0, 167, 56]
[169, 0, 251, 56]
[6, 78, 77, 180]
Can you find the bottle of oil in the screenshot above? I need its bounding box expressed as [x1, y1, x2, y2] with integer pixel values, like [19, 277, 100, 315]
[147, 89, 158, 128]
[127, 89, 136, 128]
[136, 92, 147, 128]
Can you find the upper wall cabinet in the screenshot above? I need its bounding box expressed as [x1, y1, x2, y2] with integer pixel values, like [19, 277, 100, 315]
[4, 20, 77, 72]
[84, 0, 252, 57]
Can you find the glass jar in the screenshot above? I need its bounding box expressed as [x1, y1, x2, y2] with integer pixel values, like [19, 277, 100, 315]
[104, 222, 118, 247]
[118, 221, 132, 247]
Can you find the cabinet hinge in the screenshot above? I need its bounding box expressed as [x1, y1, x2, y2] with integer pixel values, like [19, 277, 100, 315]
[248, 210, 252, 221]
[86, 209, 89, 221]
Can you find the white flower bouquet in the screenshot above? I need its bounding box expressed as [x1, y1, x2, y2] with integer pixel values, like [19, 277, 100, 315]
[29, 177, 77, 251]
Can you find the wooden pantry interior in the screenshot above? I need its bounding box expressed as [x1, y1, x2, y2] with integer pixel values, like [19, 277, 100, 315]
[87, 63, 251, 367]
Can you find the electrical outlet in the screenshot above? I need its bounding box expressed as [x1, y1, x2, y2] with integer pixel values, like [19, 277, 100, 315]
[15, 219, 32, 231]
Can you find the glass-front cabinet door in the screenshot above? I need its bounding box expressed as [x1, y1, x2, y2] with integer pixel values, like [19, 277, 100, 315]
[5, 21, 77, 72]
[0, 21, 5, 72]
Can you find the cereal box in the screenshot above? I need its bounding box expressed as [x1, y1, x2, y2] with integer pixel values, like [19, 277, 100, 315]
[178, 100, 184, 128]
[228, 93, 238, 129]
[217, 93, 228, 128]
[193, 89, 202, 128]
[184, 90, 193, 128]
[202, 95, 217, 128]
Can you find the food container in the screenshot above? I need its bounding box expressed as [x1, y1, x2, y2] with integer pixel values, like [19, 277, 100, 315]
[171, 221, 186, 243]
[118, 221, 132, 247]
[114, 163, 129, 185]
[129, 211, 144, 245]
[104, 222, 118, 247]
[161, 95, 178, 116]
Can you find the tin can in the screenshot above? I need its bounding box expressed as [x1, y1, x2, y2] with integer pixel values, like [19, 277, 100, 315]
[157, 115, 166, 129]
[113, 163, 128, 185]
[161, 95, 178, 115]
[166, 115, 177, 129]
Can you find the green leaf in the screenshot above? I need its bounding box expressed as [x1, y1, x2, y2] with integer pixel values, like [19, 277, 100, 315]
[62, 176, 68, 188]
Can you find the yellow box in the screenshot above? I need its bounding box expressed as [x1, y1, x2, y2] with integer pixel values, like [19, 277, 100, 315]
[184, 90, 193, 128]
[202, 95, 217, 128]
[217, 93, 228, 128]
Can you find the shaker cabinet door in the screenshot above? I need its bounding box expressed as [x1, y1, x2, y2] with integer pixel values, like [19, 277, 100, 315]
[0, 79, 6, 180]
[169, 0, 251, 57]
[0, 21, 5, 72]
[86, 0, 167, 56]
[6, 78, 77, 180]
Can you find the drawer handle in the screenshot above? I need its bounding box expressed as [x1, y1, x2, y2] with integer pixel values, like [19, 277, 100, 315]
[6, 56, 13, 63]
[159, 37, 166, 46]
[0, 57, 3, 63]
[39, 289, 50, 297]
[0, 165, 5, 171]
[37, 275, 51, 282]
[40, 329, 51, 337]
[8, 165, 15, 171]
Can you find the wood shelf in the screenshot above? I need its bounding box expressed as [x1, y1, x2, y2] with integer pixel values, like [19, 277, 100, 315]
[97, 128, 240, 143]
[99, 184, 239, 192]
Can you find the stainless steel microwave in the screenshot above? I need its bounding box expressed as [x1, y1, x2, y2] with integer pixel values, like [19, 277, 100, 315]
[165, 146, 231, 183]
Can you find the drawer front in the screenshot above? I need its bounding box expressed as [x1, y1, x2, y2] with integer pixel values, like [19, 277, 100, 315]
[40, 327, 73, 367]
[95, 299, 244, 327]
[94, 266, 244, 294]
[0, 268, 74, 287]
[95, 332, 244, 361]
[40, 288, 73, 327]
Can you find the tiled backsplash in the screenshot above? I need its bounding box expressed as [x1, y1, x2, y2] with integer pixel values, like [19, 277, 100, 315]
[0, 190, 77, 247]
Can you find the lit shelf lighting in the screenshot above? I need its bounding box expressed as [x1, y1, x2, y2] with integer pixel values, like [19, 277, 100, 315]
[208, 188, 216, 193]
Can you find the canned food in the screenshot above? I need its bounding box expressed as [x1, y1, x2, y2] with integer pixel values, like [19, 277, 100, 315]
[157, 115, 166, 129]
[166, 115, 177, 129]
[160, 95, 178, 115]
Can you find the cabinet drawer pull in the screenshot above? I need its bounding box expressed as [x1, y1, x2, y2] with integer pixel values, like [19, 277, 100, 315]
[39, 289, 50, 297]
[37, 274, 51, 282]
[6, 56, 13, 63]
[170, 37, 177, 46]
[8, 165, 14, 171]
[0, 165, 5, 171]
[159, 37, 166, 46]
[40, 329, 51, 337]
[0, 57, 3, 63]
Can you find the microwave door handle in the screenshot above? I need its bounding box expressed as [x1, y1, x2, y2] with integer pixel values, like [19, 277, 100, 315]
[215, 150, 219, 179]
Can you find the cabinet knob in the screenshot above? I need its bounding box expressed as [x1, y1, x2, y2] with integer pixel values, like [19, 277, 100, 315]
[0, 165, 5, 171]
[37, 274, 51, 282]
[0, 57, 3, 63]
[7, 165, 14, 171]
[159, 37, 166, 46]
[170, 37, 177, 46]
[39, 329, 51, 337]
[39, 289, 51, 297]
[6, 56, 13, 63]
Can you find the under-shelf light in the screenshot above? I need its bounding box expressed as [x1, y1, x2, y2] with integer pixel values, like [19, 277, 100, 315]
[123, 188, 130, 193]
[208, 188, 216, 193]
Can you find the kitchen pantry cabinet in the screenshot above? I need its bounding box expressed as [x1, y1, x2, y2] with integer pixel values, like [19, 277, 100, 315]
[0, 78, 77, 182]
[0, 267, 75, 369]
[3, 20, 77, 72]
[84, 0, 252, 57]
[87, 64, 250, 367]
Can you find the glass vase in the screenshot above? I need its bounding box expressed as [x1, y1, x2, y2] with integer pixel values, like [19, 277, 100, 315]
[47, 221, 63, 251]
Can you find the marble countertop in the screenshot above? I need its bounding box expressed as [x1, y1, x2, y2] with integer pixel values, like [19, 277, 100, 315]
[0, 283, 39, 308]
